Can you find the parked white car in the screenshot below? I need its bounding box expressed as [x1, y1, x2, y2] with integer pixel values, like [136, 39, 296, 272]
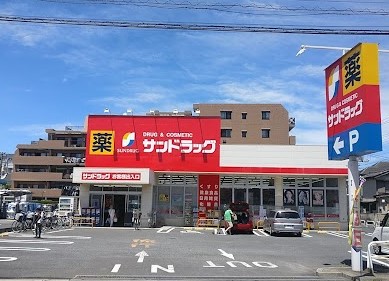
[371, 212, 389, 254]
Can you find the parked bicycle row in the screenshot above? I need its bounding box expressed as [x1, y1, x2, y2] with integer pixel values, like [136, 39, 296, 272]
[11, 209, 73, 234]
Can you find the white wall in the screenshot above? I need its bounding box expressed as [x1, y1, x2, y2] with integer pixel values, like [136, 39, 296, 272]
[220, 145, 348, 169]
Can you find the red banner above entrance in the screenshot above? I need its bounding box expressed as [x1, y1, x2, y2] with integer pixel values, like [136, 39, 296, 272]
[86, 115, 220, 172]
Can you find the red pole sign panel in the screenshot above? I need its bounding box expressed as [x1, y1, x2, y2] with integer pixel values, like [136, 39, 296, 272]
[198, 175, 220, 211]
[85, 116, 220, 172]
[325, 43, 382, 160]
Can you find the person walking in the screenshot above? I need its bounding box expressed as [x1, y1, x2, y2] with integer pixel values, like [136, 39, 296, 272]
[108, 205, 116, 227]
[224, 205, 234, 235]
[33, 208, 43, 238]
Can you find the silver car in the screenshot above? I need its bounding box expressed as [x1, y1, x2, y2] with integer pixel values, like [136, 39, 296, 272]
[263, 209, 304, 237]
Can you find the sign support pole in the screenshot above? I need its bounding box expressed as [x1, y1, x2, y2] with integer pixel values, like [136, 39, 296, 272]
[348, 155, 362, 272]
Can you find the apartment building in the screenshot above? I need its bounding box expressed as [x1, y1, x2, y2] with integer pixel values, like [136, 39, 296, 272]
[193, 103, 296, 145]
[11, 126, 86, 201]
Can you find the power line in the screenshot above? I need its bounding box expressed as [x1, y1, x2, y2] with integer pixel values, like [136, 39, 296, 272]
[1, 15, 389, 34]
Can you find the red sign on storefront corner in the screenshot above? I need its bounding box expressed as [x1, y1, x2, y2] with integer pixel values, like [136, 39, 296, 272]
[198, 175, 220, 211]
[85, 116, 221, 172]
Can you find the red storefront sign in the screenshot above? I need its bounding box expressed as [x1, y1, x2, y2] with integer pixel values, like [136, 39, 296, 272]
[198, 175, 220, 211]
[86, 116, 220, 172]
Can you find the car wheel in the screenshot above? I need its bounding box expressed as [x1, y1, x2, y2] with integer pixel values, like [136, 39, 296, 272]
[372, 239, 382, 255]
[296, 232, 302, 237]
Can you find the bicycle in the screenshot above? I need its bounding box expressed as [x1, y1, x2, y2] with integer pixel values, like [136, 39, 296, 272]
[11, 212, 34, 233]
[147, 211, 156, 228]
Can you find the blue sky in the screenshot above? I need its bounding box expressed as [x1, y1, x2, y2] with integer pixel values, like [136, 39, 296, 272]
[1, 0, 389, 169]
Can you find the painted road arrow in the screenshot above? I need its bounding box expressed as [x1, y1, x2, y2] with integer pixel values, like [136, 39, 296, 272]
[135, 250, 149, 263]
[333, 136, 344, 154]
[218, 249, 234, 260]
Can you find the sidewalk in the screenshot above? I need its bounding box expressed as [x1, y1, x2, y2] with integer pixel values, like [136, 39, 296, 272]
[0, 218, 13, 234]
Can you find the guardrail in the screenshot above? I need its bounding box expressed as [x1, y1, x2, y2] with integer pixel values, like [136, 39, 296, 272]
[317, 221, 340, 231]
[367, 240, 389, 276]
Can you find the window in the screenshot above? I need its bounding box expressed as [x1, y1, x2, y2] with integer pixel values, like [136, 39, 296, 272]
[241, 130, 247, 138]
[261, 129, 270, 138]
[221, 111, 232, 119]
[241, 112, 247, 119]
[262, 111, 270, 120]
[221, 129, 232, 138]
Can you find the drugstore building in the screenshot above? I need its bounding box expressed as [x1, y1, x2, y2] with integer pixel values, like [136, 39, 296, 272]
[72, 115, 348, 228]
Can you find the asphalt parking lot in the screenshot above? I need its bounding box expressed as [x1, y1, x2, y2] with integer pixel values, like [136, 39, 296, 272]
[0, 225, 388, 280]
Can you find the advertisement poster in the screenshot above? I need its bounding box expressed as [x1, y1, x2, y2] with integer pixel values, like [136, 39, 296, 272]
[283, 189, 295, 205]
[312, 189, 324, 206]
[198, 175, 220, 211]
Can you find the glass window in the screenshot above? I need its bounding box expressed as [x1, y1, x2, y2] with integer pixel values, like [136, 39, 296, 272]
[263, 177, 275, 187]
[283, 177, 296, 187]
[221, 129, 232, 138]
[326, 178, 339, 187]
[233, 176, 246, 186]
[263, 189, 275, 205]
[171, 186, 184, 216]
[242, 112, 247, 119]
[234, 188, 246, 202]
[247, 176, 261, 186]
[276, 211, 300, 219]
[221, 111, 232, 119]
[220, 188, 232, 206]
[241, 131, 247, 138]
[296, 177, 310, 188]
[220, 175, 233, 186]
[157, 186, 170, 215]
[261, 129, 270, 138]
[312, 178, 324, 187]
[326, 189, 339, 217]
[262, 111, 270, 120]
[248, 188, 261, 205]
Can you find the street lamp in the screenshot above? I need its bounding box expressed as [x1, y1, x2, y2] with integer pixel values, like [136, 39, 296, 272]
[296, 44, 389, 56]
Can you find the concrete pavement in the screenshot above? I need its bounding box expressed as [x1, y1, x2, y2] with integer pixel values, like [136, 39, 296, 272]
[0, 219, 388, 280]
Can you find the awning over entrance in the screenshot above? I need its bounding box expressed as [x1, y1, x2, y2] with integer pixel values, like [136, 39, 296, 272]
[72, 167, 154, 185]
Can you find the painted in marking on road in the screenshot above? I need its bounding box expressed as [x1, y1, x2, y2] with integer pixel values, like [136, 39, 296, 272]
[151, 264, 174, 273]
[0, 246, 50, 251]
[0, 240, 74, 245]
[157, 227, 175, 233]
[111, 264, 121, 273]
[0, 257, 17, 262]
[326, 231, 348, 239]
[253, 230, 270, 237]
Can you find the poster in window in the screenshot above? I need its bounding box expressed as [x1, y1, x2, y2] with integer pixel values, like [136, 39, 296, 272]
[312, 189, 324, 206]
[297, 189, 310, 206]
[283, 189, 295, 205]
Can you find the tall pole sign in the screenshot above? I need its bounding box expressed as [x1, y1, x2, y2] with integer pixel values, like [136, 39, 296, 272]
[325, 42, 382, 272]
[325, 43, 382, 160]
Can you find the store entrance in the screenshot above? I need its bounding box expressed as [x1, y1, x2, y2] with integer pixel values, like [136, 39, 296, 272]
[103, 194, 126, 227]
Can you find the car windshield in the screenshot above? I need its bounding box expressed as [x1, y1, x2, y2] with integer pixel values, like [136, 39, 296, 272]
[276, 211, 300, 219]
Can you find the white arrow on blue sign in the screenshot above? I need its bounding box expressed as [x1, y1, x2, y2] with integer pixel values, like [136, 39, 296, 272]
[328, 123, 382, 160]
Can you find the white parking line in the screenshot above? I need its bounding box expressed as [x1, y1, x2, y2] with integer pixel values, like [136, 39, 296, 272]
[0, 239, 74, 245]
[302, 233, 312, 238]
[157, 227, 175, 233]
[253, 230, 270, 237]
[0, 246, 50, 251]
[326, 231, 348, 239]
[0, 257, 17, 262]
[111, 264, 121, 273]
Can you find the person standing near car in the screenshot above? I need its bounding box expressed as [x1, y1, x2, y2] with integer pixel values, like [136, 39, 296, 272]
[224, 206, 234, 235]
